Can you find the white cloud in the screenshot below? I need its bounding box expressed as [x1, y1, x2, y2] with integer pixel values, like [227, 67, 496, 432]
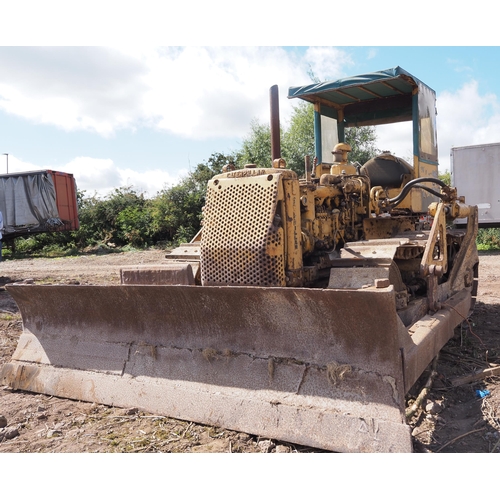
[371, 80, 500, 173]
[141, 46, 312, 138]
[5, 155, 184, 198]
[4, 46, 499, 192]
[375, 122, 413, 162]
[63, 157, 186, 198]
[2, 155, 45, 176]
[446, 58, 473, 75]
[115, 166, 187, 197]
[303, 47, 354, 81]
[437, 80, 500, 170]
[0, 46, 349, 141]
[0, 47, 148, 137]
[63, 157, 123, 195]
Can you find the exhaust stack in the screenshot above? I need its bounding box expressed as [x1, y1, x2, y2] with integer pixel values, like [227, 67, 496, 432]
[270, 85, 281, 161]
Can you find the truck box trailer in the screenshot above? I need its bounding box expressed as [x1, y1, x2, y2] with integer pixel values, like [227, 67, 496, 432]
[451, 143, 500, 227]
[0, 170, 79, 240]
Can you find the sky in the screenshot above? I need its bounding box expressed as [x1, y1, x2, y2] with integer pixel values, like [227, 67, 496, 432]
[1, 5, 499, 198]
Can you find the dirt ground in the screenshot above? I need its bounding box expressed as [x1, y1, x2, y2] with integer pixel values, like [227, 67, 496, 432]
[0, 248, 499, 454]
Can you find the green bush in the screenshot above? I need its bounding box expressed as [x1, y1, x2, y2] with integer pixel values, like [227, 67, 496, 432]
[13, 237, 43, 254]
[116, 205, 153, 248]
[477, 228, 500, 251]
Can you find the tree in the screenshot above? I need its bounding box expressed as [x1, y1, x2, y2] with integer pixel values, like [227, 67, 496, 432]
[238, 102, 380, 176]
[281, 102, 315, 175]
[115, 204, 153, 248]
[74, 186, 150, 248]
[438, 170, 451, 186]
[237, 120, 273, 168]
[150, 152, 235, 244]
[344, 126, 379, 166]
[13, 105, 381, 255]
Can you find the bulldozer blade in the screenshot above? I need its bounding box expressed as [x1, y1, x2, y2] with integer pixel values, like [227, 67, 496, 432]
[1, 283, 471, 453]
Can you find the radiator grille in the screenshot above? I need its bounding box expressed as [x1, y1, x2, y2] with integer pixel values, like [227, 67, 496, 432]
[201, 174, 285, 286]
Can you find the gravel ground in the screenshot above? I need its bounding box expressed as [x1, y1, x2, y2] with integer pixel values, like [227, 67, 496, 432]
[1, 249, 499, 455]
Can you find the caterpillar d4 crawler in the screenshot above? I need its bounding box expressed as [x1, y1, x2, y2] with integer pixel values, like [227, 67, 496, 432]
[1, 67, 478, 452]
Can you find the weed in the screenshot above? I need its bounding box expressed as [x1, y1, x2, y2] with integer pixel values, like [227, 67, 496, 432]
[153, 429, 170, 441]
[207, 427, 225, 439]
[477, 228, 500, 251]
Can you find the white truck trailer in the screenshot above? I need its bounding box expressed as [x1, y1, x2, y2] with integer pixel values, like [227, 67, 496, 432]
[451, 142, 500, 227]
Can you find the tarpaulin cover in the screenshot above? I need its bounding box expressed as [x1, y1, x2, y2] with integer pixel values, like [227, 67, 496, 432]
[0, 171, 62, 236]
[288, 66, 428, 105]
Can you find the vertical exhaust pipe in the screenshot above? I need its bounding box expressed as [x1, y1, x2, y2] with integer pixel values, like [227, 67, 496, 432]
[270, 85, 281, 161]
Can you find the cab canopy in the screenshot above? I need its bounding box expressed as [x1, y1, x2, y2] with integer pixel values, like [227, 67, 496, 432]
[288, 66, 438, 170]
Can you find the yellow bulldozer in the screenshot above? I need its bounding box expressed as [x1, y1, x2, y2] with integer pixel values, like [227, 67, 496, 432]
[1, 67, 478, 452]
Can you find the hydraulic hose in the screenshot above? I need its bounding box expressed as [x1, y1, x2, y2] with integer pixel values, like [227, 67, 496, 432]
[385, 177, 448, 208]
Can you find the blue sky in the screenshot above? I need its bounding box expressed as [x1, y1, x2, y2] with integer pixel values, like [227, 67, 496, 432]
[1, 7, 499, 197]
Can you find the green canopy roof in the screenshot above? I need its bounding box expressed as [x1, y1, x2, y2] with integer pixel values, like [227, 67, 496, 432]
[288, 67, 435, 127]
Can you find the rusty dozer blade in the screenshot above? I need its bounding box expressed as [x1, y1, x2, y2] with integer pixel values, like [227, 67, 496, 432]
[1, 282, 471, 453]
